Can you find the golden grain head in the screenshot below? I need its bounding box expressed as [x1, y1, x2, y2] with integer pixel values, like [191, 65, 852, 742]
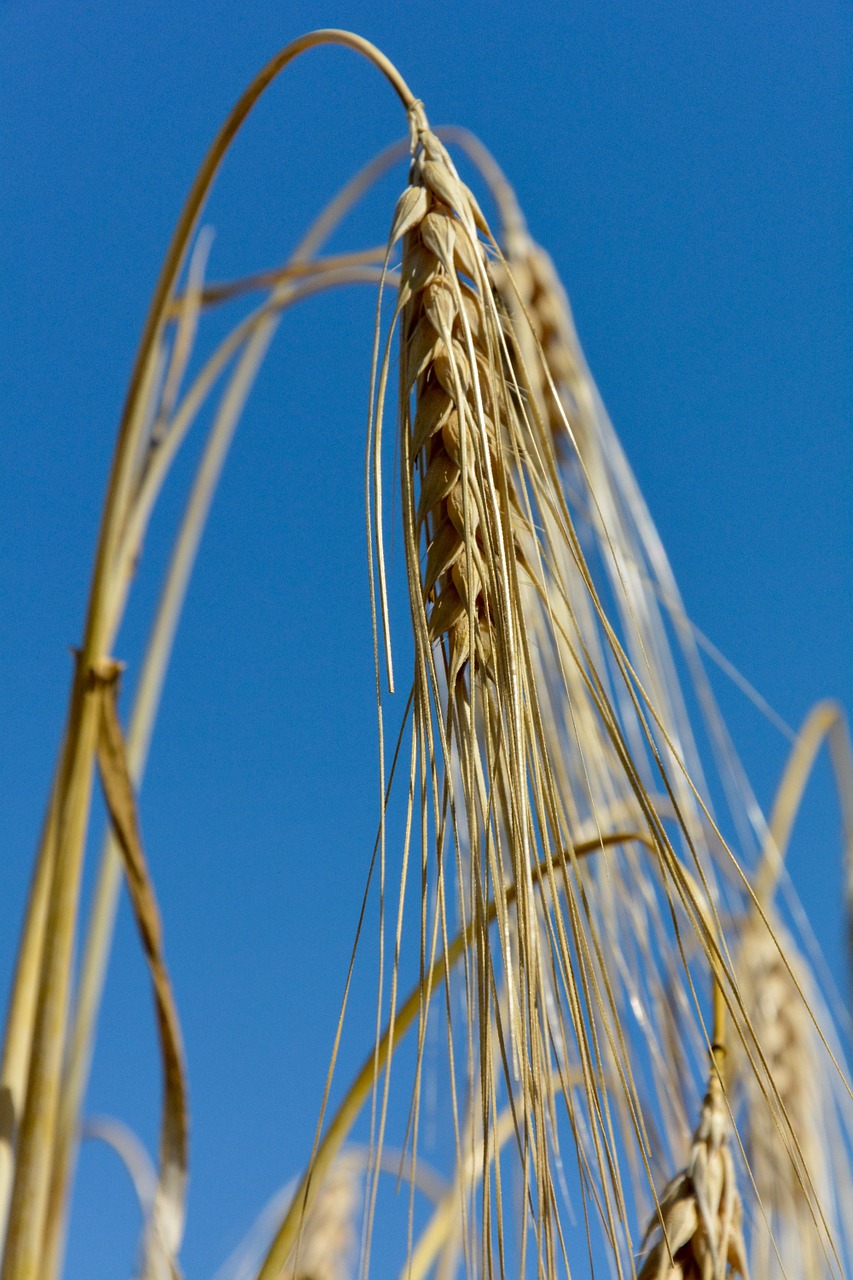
[637, 1073, 749, 1280]
[732, 908, 836, 1278]
[392, 107, 533, 688]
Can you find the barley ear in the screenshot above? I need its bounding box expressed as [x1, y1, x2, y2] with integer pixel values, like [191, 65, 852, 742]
[638, 1070, 749, 1280]
[395, 104, 531, 689]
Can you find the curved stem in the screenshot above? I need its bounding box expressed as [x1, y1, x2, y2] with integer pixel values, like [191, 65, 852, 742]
[169, 247, 389, 313]
[0, 784, 59, 1250]
[103, 32, 414, 641]
[109, 258, 390, 637]
[255, 831, 653, 1280]
[42, 264, 393, 1280]
[1, 35, 417, 1280]
[80, 1117, 156, 1225]
[754, 700, 853, 906]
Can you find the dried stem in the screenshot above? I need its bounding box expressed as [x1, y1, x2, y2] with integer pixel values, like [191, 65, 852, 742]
[0, 32, 417, 1280]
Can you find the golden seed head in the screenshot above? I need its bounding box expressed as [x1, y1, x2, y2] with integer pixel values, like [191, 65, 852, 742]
[638, 1075, 749, 1280]
[393, 113, 529, 685]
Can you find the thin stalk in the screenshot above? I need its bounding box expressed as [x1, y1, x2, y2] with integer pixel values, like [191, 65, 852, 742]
[754, 700, 853, 906]
[100, 31, 415, 627]
[1, 669, 101, 1280]
[0, 783, 59, 1248]
[41, 263, 392, 1280]
[40, 312, 278, 1280]
[168, 247, 388, 313]
[711, 977, 728, 1084]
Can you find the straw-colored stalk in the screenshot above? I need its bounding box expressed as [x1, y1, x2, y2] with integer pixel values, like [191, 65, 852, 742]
[0, 32, 419, 1280]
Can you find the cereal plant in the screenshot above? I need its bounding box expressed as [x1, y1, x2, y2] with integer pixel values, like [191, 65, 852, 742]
[2, 29, 851, 1280]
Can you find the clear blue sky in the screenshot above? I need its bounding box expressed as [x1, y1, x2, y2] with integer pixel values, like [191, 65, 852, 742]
[1, 2, 849, 1276]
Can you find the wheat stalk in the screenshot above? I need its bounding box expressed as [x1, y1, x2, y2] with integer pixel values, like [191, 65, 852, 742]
[0, 32, 419, 1280]
[377, 102, 739, 1276]
[390, 108, 584, 1274]
[3, 28, 851, 1280]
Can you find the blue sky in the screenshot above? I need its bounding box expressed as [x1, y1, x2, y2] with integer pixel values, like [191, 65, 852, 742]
[1, 2, 850, 1276]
